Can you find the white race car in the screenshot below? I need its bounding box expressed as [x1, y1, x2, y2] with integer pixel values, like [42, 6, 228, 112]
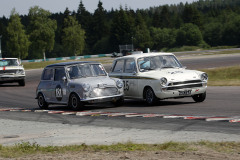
[109, 52, 208, 105]
[0, 58, 25, 86]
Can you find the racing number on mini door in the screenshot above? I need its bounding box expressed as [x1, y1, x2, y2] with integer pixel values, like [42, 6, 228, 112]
[123, 80, 129, 91]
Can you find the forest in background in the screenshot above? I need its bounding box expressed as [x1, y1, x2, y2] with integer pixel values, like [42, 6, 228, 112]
[1, 0, 240, 59]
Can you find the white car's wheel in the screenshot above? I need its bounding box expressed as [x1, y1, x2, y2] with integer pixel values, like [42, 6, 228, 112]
[69, 93, 84, 110]
[18, 79, 25, 86]
[38, 93, 48, 109]
[144, 87, 158, 105]
[192, 92, 206, 102]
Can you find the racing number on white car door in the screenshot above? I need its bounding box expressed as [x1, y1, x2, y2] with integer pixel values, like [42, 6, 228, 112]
[123, 80, 129, 91]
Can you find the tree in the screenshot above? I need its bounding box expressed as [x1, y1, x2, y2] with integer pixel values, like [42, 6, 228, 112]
[150, 27, 177, 50]
[176, 23, 204, 46]
[62, 15, 85, 56]
[28, 6, 57, 59]
[110, 8, 135, 51]
[159, 5, 171, 28]
[134, 13, 152, 50]
[6, 9, 30, 59]
[182, 4, 203, 29]
[203, 22, 223, 46]
[92, 1, 109, 44]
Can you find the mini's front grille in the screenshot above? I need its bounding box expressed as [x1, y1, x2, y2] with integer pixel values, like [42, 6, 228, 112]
[90, 87, 118, 98]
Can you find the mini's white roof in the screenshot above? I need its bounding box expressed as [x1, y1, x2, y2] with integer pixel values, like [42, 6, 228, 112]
[115, 52, 174, 60]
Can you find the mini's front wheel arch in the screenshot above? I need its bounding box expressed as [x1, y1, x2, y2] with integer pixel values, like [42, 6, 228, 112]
[69, 93, 84, 110]
[112, 96, 124, 106]
[144, 87, 158, 105]
[37, 93, 49, 109]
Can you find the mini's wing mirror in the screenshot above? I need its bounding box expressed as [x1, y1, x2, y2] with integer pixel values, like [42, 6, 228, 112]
[62, 76, 67, 81]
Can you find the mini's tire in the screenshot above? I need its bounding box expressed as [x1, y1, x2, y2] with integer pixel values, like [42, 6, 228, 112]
[192, 92, 206, 102]
[37, 93, 48, 109]
[112, 96, 124, 106]
[144, 87, 158, 105]
[19, 79, 25, 86]
[69, 93, 84, 110]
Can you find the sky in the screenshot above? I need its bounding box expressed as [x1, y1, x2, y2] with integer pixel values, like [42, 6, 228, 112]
[0, 0, 196, 18]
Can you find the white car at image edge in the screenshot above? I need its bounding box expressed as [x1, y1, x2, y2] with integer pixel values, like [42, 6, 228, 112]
[0, 58, 25, 86]
[109, 52, 208, 105]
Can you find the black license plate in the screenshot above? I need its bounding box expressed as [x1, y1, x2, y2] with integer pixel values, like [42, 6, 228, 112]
[179, 90, 192, 96]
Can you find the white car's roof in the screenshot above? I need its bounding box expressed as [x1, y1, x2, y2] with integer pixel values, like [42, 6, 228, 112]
[116, 52, 174, 60]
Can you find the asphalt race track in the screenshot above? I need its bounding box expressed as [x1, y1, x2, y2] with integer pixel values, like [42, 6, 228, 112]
[0, 53, 240, 145]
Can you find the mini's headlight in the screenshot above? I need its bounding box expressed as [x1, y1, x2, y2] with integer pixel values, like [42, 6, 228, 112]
[116, 79, 123, 89]
[160, 77, 168, 87]
[82, 83, 90, 92]
[200, 73, 208, 82]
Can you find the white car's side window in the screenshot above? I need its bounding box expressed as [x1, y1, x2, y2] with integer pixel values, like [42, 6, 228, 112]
[112, 60, 124, 73]
[124, 59, 136, 73]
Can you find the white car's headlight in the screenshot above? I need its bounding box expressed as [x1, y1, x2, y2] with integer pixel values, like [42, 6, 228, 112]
[16, 69, 25, 75]
[200, 73, 208, 82]
[160, 77, 168, 87]
[82, 83, 90, 92]
[116, 79, 123, 89]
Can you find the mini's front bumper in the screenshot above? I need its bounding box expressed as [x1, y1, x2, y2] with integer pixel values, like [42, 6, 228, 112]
[80, 94, 124, 103]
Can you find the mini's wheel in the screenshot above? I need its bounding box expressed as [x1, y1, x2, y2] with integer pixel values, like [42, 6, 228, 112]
[69, 93, 84, 110]
[18, 79, 25, 86]
[144, 87, 158, 105]
[192, 92, 206, 102]
[112, 96, 124, 106]
[38, 93, 48, 109]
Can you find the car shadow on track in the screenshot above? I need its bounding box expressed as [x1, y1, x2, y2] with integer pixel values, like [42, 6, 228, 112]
[32, 99, 195, 112]
[0, 84, 22, 87]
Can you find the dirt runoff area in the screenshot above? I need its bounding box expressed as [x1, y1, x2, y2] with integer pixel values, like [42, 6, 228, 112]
[3, 150, 240, 160]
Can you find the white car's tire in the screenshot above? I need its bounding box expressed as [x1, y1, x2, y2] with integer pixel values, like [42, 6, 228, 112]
[144, 87, 158, 105]
[192, 92, 206, 102]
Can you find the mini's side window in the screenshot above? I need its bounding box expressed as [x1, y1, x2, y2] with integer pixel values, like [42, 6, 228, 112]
[54, 68, 66, 81]
[112, 60, 124, 73]
[124, 59, 136, 73]
[42, 68, 53, 80]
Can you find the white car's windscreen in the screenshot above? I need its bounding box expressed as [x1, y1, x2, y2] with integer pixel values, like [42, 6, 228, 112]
[137, 55, 182, 72]
[0, 59, 19, 67]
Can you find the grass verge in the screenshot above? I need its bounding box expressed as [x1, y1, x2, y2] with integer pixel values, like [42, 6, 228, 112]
[202, 65, 240, 86]
[0, 141, 239, 158]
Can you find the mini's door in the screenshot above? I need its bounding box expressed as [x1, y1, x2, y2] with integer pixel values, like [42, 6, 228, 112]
[51, 67, 68, 103]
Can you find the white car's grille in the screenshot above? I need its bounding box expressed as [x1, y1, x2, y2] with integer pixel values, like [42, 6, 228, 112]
[0, 70, 17, 74]
[90, 87, 118, 98]
[167, 80, 203, 90]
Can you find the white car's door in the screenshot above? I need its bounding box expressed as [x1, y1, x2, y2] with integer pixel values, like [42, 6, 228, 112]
[121, 58, 138, 98]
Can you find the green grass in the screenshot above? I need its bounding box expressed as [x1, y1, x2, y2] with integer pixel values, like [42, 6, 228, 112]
[0, 141, 239, 158]
[202, 65, 240, 86]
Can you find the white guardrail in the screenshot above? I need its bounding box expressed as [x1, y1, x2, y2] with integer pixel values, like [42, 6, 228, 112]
[21, 53, 114, 63]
